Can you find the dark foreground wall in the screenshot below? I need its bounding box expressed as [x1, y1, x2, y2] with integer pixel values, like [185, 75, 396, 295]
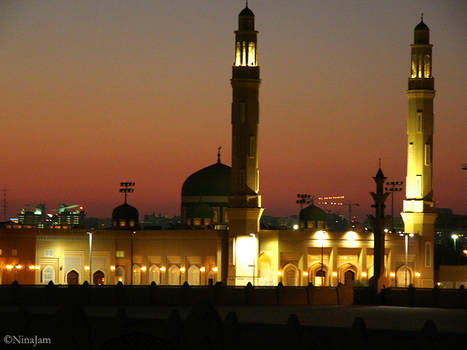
[354, 286, 467, 309]
[0, 282, 353, 307]
[0, 304, 463, 350]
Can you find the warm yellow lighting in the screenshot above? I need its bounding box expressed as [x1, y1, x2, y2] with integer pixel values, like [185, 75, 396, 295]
[200, 267, 206, 272]
[6, 264, 13, 271]
[292, 224, 299, 230]
[303, 271, 308, 277]
[84, 265, 90, 271]
[436, 282, 441, 286]
[29, 265, 35, 270]
[316, 230, 327, 240]
[248, 42, 256, 66]
[212, 266, 218, 272]
[390, 272, 396, 277]
[361, 272, 367, 277]
[118, 277, 123, 282]
[277, 271, 282, 276]
[110, 265, 116, 271]
[384, 228, 389, 233]
[160, 266, 166, 272]
[332, 272, 337, 277]
[15, 264, 23, 270]
[180, 267, 186, 273]
[35, 265, 40, 270]
[141, 266, 147, 272]
[415, 272, 421, 278]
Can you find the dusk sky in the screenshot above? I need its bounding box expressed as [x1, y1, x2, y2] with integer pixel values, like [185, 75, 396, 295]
[1, 0, 466, 220]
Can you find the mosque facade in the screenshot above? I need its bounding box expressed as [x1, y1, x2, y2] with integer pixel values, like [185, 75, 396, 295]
[0, 6, 435, 288]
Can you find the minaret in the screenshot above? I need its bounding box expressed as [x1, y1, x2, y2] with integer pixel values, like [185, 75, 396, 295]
[401, 17, 436, 288]
[228, 4, 263, 286]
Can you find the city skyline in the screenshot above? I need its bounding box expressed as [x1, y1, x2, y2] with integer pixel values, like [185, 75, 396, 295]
[1, 0, 466, 220]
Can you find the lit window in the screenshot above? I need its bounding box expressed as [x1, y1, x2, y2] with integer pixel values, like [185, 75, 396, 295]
[193, 218, 201, 226]
[116, 250, 125, 258]
[11, 249, 18, 256]
[44, 249, 54, 257]
[129, 220, 135, 227]
[43, 266, 54, 284]
[235, 42, 241, 66]
[119, 220, 126, 227]
[248, 42, 256, 66]
[416, 175, 422, 198]
[424, 55, 431, 78]
[417, 112, 423, 133]
[242, 41, 246, 66]
[424, 144, 431, 165]
[425, 242, 431, 267]
[0, 249, 2, 255]
[204, 218, 211, 226]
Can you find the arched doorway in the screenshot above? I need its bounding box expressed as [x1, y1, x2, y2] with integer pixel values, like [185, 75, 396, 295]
[116, 266, 125, 284]
[149, 265, 160, 284]
[187, 265, 200, 286]
[42, 266, 55, 284]
[309, 263, 327, 286]
[258, 253, 273, 286]
[344, 270, 355, 286]
[67, 270, 79, 285]
[132, 265, 141, 285]
[168, 265, 180, 285]
[396, 266, 412, 287]
[283, 264, 298, 286]
[93, 270, 105, 285]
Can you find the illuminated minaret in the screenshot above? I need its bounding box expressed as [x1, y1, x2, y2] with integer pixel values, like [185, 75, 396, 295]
[228, 4, 263, 286]
[401, 17, 436, 288]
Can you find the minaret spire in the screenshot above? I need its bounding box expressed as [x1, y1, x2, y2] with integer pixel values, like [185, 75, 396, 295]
[217, 146, 222, 163]
[228, 5, 263, 286]
[401, 17, 436, 288]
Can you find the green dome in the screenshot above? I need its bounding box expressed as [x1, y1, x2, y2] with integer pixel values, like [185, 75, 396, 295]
[182, 162, 231, 196]
[186, 205, 214, 219]
[239, 6, 254, 17]
[299, 205, 326, 222]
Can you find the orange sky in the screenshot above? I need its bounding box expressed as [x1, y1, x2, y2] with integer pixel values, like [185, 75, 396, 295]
[1, 0, 466, 220]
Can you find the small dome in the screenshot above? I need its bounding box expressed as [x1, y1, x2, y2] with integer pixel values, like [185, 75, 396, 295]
[182, 162, 231, 197]
[112, 203, 139, 229]
[239, 6, 254, 17]
[299, 205, 326, 222]
[415, 20, 429, 31]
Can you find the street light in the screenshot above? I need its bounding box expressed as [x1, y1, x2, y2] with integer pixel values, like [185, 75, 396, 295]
[399, 232, 415, 287]
[385, 181, 404, 231]
[87, 232, 93, 283]
[249, 233, 256, 286]
[451, 234, 459, 251]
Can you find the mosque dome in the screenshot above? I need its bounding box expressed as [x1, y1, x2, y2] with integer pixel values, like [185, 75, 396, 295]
[299, 204, 327, 230]
[181, 150, 231, 228]
[415, 20, 429, 31]
[182, 161, 231, 197]
[239, 6, 254, 17]
[112, 203, 139, 229]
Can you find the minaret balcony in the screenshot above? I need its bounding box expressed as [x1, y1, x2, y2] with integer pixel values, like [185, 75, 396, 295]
[408, 78, 434, 90]
[232, 66, 260, 79]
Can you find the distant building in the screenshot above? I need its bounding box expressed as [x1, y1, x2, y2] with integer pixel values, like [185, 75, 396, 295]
[17, 204, 85, 228]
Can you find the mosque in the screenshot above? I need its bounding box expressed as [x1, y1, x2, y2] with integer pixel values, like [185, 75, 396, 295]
[0, 6, 436, 289]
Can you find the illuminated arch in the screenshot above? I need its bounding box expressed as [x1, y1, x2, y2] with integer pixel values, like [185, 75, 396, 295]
[132, 264, 141, 285]
[396, 265, 413, 287]
[168, 265, 181, 285]
[148, 265, 160, 284]
[258, 253, 273, 286]
[187, 265, 200, 286]
[282, 263, 298, 286]
[66, 269, 79, 285]
[116, 266, 125, 284]
[42, 265, 55, 284]
[337, 263, 358, 285]
[309, 262, 328, 286]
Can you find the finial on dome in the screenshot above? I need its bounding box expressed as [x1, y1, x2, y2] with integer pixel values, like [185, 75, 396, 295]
[421, 12, 424, 21]
[217, 146, 222, 163]
[246, 1, 248, 8]
[378, 158, 382, 168]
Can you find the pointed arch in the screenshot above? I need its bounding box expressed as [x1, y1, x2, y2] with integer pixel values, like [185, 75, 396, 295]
[187, 265, 201, 286]
[116, 266, 125, 284]
[258, 253, 273, 286]
[396, 265, 413, 287]
[132, 264, 141, 285]
[168, 265, 181, 285]
[309, 262, 328, 286]
[148, 265, 160, 284]
[66, 270, 79, 285]
[42, 265, 55, 285]
[282, 263, 298, 286]
[337, 263, 358, 285]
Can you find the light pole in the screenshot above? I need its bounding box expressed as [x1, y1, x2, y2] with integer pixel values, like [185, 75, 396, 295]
[385, 181, 404, 231]
[400, 232, 414, 287]
[451, 234, 459, 251]
[87, 232, 93, 283]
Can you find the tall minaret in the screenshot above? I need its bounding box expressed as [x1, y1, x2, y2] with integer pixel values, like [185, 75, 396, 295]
[401, 17, 436, 288]
[228, 4, 263, 286]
